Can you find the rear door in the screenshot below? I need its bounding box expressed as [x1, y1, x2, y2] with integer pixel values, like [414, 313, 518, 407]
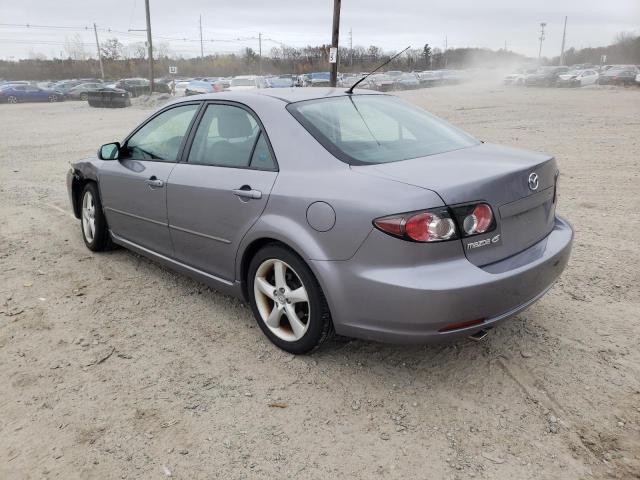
[99, 102, 200, 255]
[166, 102, 278, 281]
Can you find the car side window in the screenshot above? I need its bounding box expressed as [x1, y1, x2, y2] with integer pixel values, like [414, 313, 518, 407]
[126, 104, 199, 162]
[187, 104, 261, 168]
[250, 132, 276, 170]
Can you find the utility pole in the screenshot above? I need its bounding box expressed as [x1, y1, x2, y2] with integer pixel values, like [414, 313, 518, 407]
[538, 22, 546, 62]
[144, 0, 154, 91]
[559, 16, 567, 66]
[330, 0, 341, 87]
[444, 35, 448, 68]
[199, 15, 204, 58]
[258, 32, 262, 75]
[349, 27, 353, 68]
[93, 23, 105, 80]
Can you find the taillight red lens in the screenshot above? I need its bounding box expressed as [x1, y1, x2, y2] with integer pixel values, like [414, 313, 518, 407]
[405, 212, 433, 241]
[459, 202, 494, 236]
[473, 204, 493, 233]
[374, 216, 403, 237]
[374, 208, 457, 243]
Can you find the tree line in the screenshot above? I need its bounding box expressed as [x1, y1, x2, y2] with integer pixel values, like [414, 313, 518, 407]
[1, 33, 637, 81]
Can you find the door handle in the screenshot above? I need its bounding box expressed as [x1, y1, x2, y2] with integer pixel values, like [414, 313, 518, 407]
[145, 176, 164, 188]
[232, 187, 262, 200]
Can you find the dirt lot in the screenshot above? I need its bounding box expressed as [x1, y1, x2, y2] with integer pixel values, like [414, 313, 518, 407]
[1, 83, 639, 480]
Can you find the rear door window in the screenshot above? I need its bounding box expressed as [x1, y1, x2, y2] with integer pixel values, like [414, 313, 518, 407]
[188, 104, 267, 169]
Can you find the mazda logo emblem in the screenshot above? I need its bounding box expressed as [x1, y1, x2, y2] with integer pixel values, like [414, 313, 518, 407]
[528, 172, 539, 191]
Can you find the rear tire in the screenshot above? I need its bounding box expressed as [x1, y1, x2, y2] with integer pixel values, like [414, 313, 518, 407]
[247, 244, 333, 354]
[80, 182, 113, 252]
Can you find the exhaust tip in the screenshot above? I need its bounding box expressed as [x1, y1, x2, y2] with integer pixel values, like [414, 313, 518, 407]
[468, 329, 489, 342]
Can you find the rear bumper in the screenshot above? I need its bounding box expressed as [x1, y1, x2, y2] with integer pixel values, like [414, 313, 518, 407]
[312, 216, 573, 344]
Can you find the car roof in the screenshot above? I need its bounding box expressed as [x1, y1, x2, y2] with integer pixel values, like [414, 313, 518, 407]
[172, 87, 383, 105]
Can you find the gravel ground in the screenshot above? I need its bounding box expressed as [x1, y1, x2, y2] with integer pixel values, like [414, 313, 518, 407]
[1, 84, 639, 479]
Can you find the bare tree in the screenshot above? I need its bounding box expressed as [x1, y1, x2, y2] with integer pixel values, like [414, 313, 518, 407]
[64, 33, 88, 61]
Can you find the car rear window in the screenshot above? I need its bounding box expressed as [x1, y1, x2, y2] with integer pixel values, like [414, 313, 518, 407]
[287, 95, 479, 165]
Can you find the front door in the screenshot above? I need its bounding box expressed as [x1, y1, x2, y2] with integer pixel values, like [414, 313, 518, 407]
[100, 103, 200, 255]
[167, 103, 278, 281]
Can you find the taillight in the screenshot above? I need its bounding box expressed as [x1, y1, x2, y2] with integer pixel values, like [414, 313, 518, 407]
[451, 202, 496, 238]
[374, 207, 457, 243]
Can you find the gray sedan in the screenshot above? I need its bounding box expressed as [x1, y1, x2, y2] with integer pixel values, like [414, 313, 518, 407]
[67, 88, 573, 354]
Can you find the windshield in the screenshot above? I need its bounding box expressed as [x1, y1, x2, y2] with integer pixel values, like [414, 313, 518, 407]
[287, 95, 479, 165]
[231, 78, 255, 86]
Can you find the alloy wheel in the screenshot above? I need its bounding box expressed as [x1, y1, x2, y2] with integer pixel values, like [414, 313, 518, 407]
[253, 258, 310, 342]
[49, 95, 58, 102]
[82, 191, 96, 243]
[8, 96, 17, 104]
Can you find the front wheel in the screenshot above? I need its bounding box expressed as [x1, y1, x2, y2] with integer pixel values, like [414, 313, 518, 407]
[48, 94, 59, 102]
[248, 245, 333, 354]
[7, 95, 18, 104]
[80, 93, 88, 101]
[80, 182, 112, 251]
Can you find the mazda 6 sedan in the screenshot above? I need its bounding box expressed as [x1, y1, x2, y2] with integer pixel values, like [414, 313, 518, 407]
[67, 88, 573, 354]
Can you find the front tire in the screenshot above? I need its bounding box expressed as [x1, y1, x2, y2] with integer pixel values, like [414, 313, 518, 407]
[7, 95, 18, 104]
[80, 93, 88, 101]
[80, 183, 112, 251]
[248, 244, 333, 354]
[48, 94, 59, 102]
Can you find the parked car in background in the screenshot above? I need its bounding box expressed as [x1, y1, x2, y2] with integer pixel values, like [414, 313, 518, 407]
[503, 69, 536, 86]
[339, 74, 360, 88]
[0, 80, 30, 87]
[597, 66, 639, 86]
[228, 76, 263, 91]
[417, 71, 440, 87]
[0, 83, 64, 103]
[87, 87, 131, 108]
[265, 76, 295, 88]
[369, 74, 395, 91]
[185, 80, 215, 96]
[112, 78, 151, 97]
[394, 72, 420, 90]
[525, 67, 570, 87]
[53, 80, 85, 95]
[66, 82, 107, 100]
[440, 70, 469, 84]
[67, 88, 572, 354]
[556, 69, 599, 87]
[174, 80, 191, 96]
[303, 72, 330, 87]
[636, 72, 640, 85]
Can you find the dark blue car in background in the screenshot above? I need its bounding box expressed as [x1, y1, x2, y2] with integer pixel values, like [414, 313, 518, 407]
[0, 84, 64, 104]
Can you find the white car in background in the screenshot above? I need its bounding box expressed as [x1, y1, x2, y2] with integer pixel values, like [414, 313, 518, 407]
[174, 80, 191, 96]
[228, 76, 264, 91]
[556, 69, 599, 87]
[636, 73, 640, 85]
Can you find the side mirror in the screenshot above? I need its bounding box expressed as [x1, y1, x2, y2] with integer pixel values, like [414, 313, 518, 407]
[98, 142, 121, 160]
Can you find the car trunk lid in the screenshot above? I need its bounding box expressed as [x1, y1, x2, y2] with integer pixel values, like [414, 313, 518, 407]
[352, 143, 558, 266]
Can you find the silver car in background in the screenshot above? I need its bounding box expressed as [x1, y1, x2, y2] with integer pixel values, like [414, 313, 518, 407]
[67, 88, 573, 354]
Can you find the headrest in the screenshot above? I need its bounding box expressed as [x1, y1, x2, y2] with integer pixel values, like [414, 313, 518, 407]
[218, 108, 253, 138]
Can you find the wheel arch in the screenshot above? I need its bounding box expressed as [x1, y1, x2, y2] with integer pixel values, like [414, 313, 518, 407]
[70, 165, 100, 219]
[238, 237, 310, 301]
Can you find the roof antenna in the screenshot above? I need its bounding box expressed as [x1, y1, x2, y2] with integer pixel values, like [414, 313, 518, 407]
[346, 46, 411, 94]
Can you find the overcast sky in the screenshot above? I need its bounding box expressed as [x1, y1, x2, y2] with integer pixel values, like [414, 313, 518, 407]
[1, 0, 638, 60]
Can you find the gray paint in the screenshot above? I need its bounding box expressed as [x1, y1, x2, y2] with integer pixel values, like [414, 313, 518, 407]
[306, 201, 336, 232]
[68, 88, 573, 344]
